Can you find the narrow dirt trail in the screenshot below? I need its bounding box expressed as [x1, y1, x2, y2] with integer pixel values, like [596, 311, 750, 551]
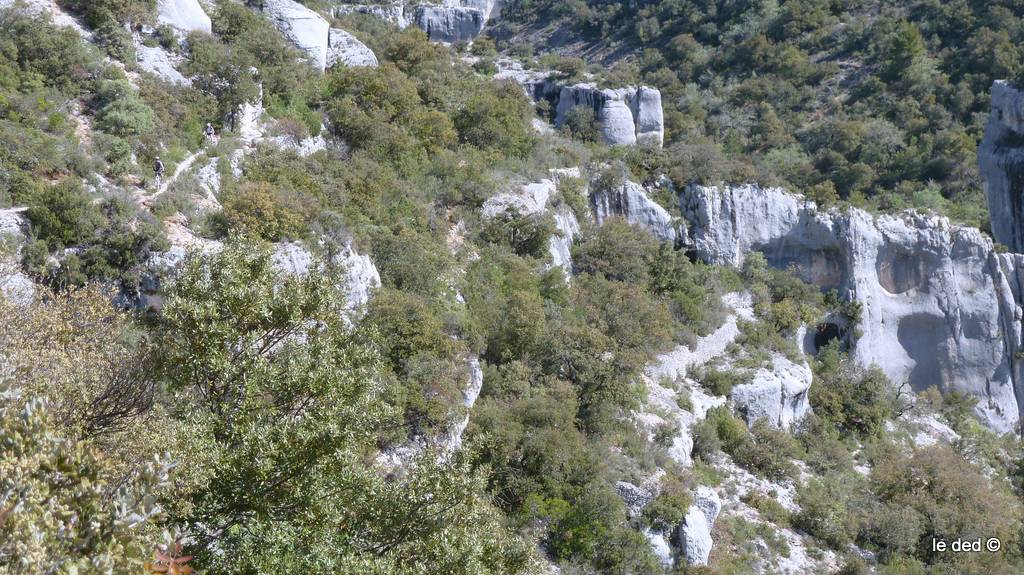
[136, 149, 205, 209]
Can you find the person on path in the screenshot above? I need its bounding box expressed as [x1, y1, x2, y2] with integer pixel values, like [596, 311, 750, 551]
[154, 156, 165, 187]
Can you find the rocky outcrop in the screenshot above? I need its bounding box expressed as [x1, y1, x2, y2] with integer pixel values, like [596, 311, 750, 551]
[140, 237, 379, 318]
[981, 80, 1024, 252]
[442, 354, 484, 453]
[271, 241, 381, 316]
[157, 0, 211, 34]
[136, 43, 190, 85]
[731, 354, 813, 430]
[335, 2, 410, 29]
[680, 486, 721, 566]
[334, 0, 499, 42]
[328, 28, 378, 68]
[679, 183, 1024, 433]
[590, 178, 677, 244]
[413, 4, 487, 43]
[554, 84, 665, 147]
[262, 0, 330, 70]
[236, 80, 263, 143]
[481, 176, 580, 273]
[448, 0, 500, 20]
[0, 208, 34, 305]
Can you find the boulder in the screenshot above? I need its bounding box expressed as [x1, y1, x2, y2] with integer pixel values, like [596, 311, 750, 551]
[328, 28, 378, 68]
[413, 4, 486, 43]
[679, 486, 721, 566]
[980, 80, 1024, 252]
[679, 183, 1024, 433]
[731, 354, 813, 430]
[262, 0, 330, 71]
[645, 529, 675, 569]
[554, 84, 665, 147]
[156, 0, 211, 34]
[590, 179, 677, 244]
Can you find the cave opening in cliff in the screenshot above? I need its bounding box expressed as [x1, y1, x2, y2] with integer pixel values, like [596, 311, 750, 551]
[813, 321, 847, 354]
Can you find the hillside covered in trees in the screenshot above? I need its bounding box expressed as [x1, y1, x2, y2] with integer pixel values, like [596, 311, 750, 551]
[2, 1, 1024, 575]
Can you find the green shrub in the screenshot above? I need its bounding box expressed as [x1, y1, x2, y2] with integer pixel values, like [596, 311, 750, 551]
[741, 491, 792, 527]
[573, 217, 658, 284]
[810, 343, 895, 438]
[481, 207, 556, 259]
[218, 182, 310, 241]
[25, 179, 102, 249]
[697, 367, 747, 397]
[793, 477, 856, 550]
[642, 472, 692, 531]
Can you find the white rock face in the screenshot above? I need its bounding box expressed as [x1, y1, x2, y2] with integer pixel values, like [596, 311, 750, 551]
[680, 486, 721, 566]
[482, 179, 554, 218]
[157, 0, 211, 34]
[327, 28, 378, 68]
[554, 84, 665, 147]
[0, 0, 92, 39]
[731, 354, 813, 430]
[481, 178, 580, 273]
[334, 2, 410, 29]
[549, 205, 579, 273]
[645, 529, 675, 568]
[236, 82, 263, 144]
[262, 0, 330, 71]
[631, 87, 665, 146]
[446, 0, 500, 19]
[413, 4, 487, 43]
[590, 179, 677, 244]
[980, 80, 1024, 252]
[0, 208, 34, 305]
[335, 243, 382, 314]
[270, 241, 380, 316]
[136, 43, 190, 85]
[0, 207, 28, 247]
[439, 354, 484, 453]
[679, 183, 1024, 433]
[637, 293, 751, 469]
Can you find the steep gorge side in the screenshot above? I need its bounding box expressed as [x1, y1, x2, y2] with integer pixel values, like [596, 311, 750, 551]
[982, 80, 1024, 252]
[675, 183, 1024, 433]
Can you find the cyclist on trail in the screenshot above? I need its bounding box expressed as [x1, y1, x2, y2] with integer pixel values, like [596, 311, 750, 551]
[204, 122, 216, 143]
[154, 156, 165, 186]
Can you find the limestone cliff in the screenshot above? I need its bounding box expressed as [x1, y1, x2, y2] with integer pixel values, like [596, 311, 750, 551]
[554, 84, 665, 147]
[157, 0, 211, 34]
[980, 80, 1024, 252]
[263, 0, 331, 70]
[678, 184, 1024, 433]
[589, 177, 677, 243]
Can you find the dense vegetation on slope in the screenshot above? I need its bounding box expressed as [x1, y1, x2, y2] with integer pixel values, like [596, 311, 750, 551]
[3, 2, 1024, 575]
[498, 0, 1024, 228]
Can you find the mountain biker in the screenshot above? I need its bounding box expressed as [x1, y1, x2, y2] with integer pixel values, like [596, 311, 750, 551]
[154, 156, 165, 185]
